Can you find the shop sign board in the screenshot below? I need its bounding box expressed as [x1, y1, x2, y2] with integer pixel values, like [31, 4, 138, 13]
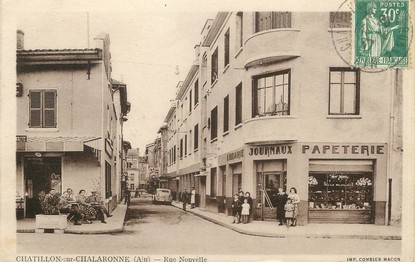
[302, 144, 385, 156]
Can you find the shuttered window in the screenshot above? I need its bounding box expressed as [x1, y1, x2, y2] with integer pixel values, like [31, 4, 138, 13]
[224, 29, 230, 67]
[29, 90, 57, 128]
[235, 83, 242, 125]
[223, 95, 229, 133]
[255, 12, 292, 33]
[194, 124, 199, 150]
[211, 48, 218, 84]
[210, 106, 218, 140]
[330, 12, 351, 28]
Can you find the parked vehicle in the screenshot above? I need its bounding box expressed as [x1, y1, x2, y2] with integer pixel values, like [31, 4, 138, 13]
[153, 188, 172, 205]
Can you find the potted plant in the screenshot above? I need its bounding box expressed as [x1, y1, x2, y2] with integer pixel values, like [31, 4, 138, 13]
[35, 191, 68, 233]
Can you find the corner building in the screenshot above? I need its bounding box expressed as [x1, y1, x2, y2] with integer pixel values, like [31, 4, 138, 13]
[162, 12, 402, 226]
[16, 32, 131, 217]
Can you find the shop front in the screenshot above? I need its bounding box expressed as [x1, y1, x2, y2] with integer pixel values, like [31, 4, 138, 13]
[24, 156, 62, 218]
[302, 143, 388, 225]
[218, 142, 388, 225]
[308, 160, 374, 224]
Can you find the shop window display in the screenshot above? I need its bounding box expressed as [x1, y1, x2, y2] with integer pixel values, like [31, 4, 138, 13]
[308, 173, 373, 210]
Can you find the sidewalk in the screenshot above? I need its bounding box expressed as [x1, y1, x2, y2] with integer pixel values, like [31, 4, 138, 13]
[17, 204, 127, 234]
[171, 201, 401, 240]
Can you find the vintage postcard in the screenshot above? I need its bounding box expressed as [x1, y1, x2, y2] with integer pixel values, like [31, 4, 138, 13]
[1, 0, 414, 262]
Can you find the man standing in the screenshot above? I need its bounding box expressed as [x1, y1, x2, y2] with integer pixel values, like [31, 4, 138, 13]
[190, 187, 196, 209]
[275, 187, 288, 225]
[124, 189, 131, 206]
[181, 188, 189, 211]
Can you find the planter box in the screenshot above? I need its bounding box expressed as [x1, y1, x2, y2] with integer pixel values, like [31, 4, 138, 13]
[35, 214, 68, 230]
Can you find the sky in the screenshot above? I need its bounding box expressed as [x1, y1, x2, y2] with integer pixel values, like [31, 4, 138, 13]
[16, 10, 216, 154]
[12, 0, 353, 154]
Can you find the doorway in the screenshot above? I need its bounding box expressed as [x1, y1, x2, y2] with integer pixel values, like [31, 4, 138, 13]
[255, 160, 287, 221]
[24, 157, 62, 217]
[199, 176, 206, 208]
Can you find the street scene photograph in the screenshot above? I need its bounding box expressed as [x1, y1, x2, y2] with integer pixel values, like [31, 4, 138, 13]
[1, 0, 414, 261]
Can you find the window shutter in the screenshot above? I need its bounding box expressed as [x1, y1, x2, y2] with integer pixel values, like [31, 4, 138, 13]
[43, 91, 56, 127]
[29, 91, 41, 127]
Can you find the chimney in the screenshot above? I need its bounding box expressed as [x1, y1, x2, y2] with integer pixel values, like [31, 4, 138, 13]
[17, 30, 24, 50]
[193, 44, 200, 65]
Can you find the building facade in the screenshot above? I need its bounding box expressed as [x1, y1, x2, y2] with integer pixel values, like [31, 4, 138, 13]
[159, 12, 402, 226]
[126, 148, 140, 191]
[16, 31, 130, 217]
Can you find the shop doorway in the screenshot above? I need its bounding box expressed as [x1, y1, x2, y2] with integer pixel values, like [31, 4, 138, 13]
[255, 160, 287, 221]
[199, 176, 206, 208]
[24, 157, 62, 218]
[257, 172, 286, 220]
[232, 174, 242, 196]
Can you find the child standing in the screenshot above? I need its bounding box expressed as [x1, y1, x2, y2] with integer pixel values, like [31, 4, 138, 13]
[241, 199, 250, 224]
[284, 199, 294, 227]
[231, 194, 241, 224]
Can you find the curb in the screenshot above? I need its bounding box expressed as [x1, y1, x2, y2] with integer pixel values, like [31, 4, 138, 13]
[17, 205, 127, 235]
[64, 227, 124, 234]
[171, 204, 401, 240]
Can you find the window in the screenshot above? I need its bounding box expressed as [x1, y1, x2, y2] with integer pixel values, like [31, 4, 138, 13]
[235, 83, 242, 125]
[236, 12, 243, 49]
[105, 161, 112, 198]
[189, 90, 192, 113]
[188, 130, 192, 153]
[308, 173, 373, 210]
[329, 68, 360, 115]
[224, 29, 230, 67]
[210, 167, 217, 197]
[184, 135, 187, 156]
[194, 124, 199, 150]
[253, 70, 290, 117]
[255, 12, 292, 33]
[211, 48, 218, 84]
[29, 90, 57, 128]
[180, 139, 183, 158]
[173, 145, 176, 163]
[194, 80, 199, 106]
[330, 12, 351, 28]
[130, 174, 134, 181]
[223, 95, 229, 133]
[210, 106, 218, 140]
[130, 184, 135, 190]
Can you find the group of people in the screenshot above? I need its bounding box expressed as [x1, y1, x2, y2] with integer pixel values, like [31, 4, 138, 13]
[180, 187, 196, 211]
[231, 187, 300, 227]
[274, 187, 300, 227]
[231, 191, 253, 224]
[179, 186, 300, 227]
[50, 188, 112, 226]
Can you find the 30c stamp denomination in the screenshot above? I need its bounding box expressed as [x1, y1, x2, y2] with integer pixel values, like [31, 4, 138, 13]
[353, 0, 410, 68]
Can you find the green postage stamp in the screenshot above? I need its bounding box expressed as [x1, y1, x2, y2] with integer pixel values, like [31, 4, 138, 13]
[354, 0, 410, 68]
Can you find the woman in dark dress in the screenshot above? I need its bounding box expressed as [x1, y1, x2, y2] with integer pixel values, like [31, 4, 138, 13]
[275, 187, 288, 225]
[244, 192, 253, 223]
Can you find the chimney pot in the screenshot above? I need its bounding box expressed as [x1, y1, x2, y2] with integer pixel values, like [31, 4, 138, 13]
[17, 30, 24, 50]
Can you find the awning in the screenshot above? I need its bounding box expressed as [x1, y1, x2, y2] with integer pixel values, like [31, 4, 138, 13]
[16, 136, 101, 152]
[245, 137, 297, 145]
[309, 160, 374, 172]
[194, 172, 208, 177]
